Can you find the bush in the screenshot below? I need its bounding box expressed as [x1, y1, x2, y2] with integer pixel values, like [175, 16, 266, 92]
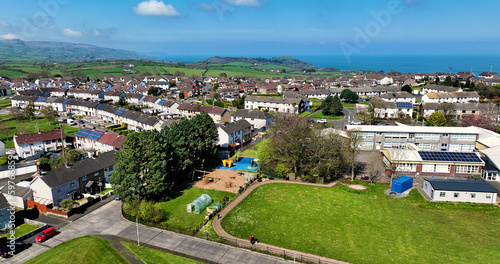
[0, 155, 9, 166]
[60, 199, 78, 211]
[87, 196, 95, 203]
[123, 200, 164, 224]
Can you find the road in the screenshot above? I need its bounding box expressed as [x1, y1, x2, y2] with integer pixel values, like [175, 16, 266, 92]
[7, 201, 293, 264]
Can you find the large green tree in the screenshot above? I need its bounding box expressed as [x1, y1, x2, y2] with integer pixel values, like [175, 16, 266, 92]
[331, 95, 343, 115]
[321, 95, 334, 116]
[24, 100, 35, 120]
[401, 85, 412, 93]
[40, 106, 56, 125]
[340, 89, 359, 103]
[427, 111, 447, 126]
[111, 130, 175, 202]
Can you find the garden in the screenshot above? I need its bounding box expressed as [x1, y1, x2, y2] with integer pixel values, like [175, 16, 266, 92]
[221, 182, 500, 264]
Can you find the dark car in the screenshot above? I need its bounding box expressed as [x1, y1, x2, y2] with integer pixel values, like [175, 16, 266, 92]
[36, 227, 56, 242]
[78, 120, 85, 124]
[0, 242, 31, 258]
[377, 122, 387, 126]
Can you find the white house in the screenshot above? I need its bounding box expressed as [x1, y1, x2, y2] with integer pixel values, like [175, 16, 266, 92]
[421, 92, 480, 104]
[74, 128, 126, 154]
[1, 184, 33, 209]
[422, 179, 497, 204]
[14, 130, 67, 159]
[245, 95, 306, 114]
[217, 119, 252, 148]
[380, 92, 416, 103]
[67, 89, 104, 101]
[230, 109, 273, 131]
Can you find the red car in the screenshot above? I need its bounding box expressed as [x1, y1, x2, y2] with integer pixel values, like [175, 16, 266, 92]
[36, 227, 56, 242]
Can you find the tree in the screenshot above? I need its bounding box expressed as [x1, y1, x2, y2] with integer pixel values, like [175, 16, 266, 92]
[367, 150, 383, 184]
[111, 130, 175, 202]
[427, 111, 447, 126]
[346, 130, 362, 181]
[213, 93, 219, 100]
[24, 100, 35, 120]
[464, 80, 471, 88]
[340, 89, 359, 103]
[385, 148, 409, 187]
[169, 80, 177, 87]
[331, 95, 343, 115]
[115, 96, 128, 107]
[40, 106, 56, 125]
[321, 95, 334, 116]
[435, 76, 440, 85]
[439, 103, 456, 126]
[148, 86, 159, 96]
[178, 92, 185, 100]
[60, 199, 78, 211]
[443, 76, 453, 86]
[401, 85, 412, 93]
[461, 113, 496, 131]
[219, 72, 227, 77]
[231, 95, 246, 109]
[307, 129, 346, 181]
[453, 80, 460, 87]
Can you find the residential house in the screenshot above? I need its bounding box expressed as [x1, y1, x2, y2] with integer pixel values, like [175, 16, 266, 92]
[74, 128, 126, 153]
[421, 102, 498, 121]
[478, 72, 499, 80]
[104, 91, 125, 103]
[1, 184, 33, 209]
[244, 95, 306, 114]
[421, 84, 463, 94]
[29, 150, 117, 207]
[17, 89, 43, 97]
[423, 179, 496, 204]
[125, 93, 143, 105]
[421, 92, 480, 104]
[14, 129, 67, 159]
[0, 195, 9, 230]
[66, 99, 99, 116]
[67, 89, 104, 101]
[371, 100, 414, 119]
[217, 119, 252, 147]
[230, 109, 273, 131]
[178, 103, 230, 124]
[0, 85, 12, 96]
[380, 91, 416, 103]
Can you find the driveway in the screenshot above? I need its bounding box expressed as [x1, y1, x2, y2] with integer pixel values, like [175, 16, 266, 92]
[7, 201, 292, 264]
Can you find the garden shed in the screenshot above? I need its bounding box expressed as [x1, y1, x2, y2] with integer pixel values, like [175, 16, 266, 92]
[391, 175, 413, 193]
[187, 194, 212, 214]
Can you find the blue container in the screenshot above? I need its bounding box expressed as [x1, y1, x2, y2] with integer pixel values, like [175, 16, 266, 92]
[391, 175, 413, 193]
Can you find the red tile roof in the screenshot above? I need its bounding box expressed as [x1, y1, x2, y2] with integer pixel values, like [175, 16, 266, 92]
[97, 133, 127, 148]
[14, 129, 65, 145]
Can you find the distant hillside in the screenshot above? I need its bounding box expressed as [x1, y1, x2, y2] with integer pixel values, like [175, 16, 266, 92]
[194, 56, 316, 69]
[0, 39, 152, 62]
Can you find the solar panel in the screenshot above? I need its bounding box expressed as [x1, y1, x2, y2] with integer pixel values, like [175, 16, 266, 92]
[76, 129, 91, 138]
[158, 99, 167, 105]
[115, 109, 126, 116]
[418, 151, 482, 163]
[396, 102, 413, 108]
[36, 97, 47, 102]
[88, 131, 103, 141]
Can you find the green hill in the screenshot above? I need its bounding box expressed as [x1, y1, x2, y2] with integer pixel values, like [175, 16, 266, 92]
[194, 56, 316, 69]
[0, 39, 152, 62]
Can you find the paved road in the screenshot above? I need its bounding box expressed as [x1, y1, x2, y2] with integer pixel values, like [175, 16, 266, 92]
[7, 201, 293, 264]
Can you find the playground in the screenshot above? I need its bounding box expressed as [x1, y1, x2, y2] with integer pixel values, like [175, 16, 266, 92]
[216, 153, 260, 172]
[193, 169, 247, 193]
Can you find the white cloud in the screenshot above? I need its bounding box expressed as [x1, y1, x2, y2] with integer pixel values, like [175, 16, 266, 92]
[224, 0, 261, 7]
[133, 0, 180, 16]
[0, 20, 9, 26]
[62, 28, 83, 37]
[2, 34, 19, 40]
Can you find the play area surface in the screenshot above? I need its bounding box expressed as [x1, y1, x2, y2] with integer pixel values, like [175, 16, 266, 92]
[215, 157, 259, 171]
[193, 169, 246, 193]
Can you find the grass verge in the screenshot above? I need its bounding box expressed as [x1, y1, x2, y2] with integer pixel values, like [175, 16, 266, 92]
[122, 241, 202, 264]
[0, 223, 39, 239]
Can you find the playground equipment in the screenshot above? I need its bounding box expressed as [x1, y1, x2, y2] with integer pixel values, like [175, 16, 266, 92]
[222, 152, 240, 167]
[187, 194, 212, 214]
[244, 173, 258, 183]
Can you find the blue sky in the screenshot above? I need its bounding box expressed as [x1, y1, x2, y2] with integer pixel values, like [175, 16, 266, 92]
[1, 0, 499, 57]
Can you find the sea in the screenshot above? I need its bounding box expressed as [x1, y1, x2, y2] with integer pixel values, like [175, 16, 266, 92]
[158, 54, 500, 76]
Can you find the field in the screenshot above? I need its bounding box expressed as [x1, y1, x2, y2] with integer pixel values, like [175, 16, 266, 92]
[158, 187, 236, 229]
[25, 236, 128, 264]
[308, 111, 344, 119]
[222, 183, 500, 264]
[0, 223, 39, 239]
[0, 115, 80, 148]
[0, 98, 11, 107]
[122, 241, 202, 264]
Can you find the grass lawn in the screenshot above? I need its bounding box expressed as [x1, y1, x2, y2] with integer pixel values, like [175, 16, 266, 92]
[0, 115, 79, 148]
[309, 111, 344, 120]
[222, 183, 500, 264]
[0, 223, 39, 239]
[158, 187, 236, 229]
[122, 241, 202, 264]
[241, 138, 269, 159]
[296, 110, 313, 117]
[0, 98, 11, 107]
[25, 236, 128, 264]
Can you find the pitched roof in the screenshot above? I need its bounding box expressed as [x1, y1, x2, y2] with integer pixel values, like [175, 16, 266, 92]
[232, 109, 273, 120]
[0, 194, 8, 209]
[178, 103, 227, 115]
[97, 133, 127, 148]
[245, 95, 302, 105]
[15, 129, 64, 145]
[380, 91, 415, 99]
[425, 179, 497, 193]
[218, 119, 252, 134]
[40, 150, 117, 188]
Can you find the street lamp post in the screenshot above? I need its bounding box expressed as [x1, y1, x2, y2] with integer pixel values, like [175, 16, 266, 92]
[98, 182, 103, 201]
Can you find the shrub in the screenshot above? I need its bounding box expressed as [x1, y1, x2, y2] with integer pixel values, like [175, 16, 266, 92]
[138, 201, 164, 223]
[0, 155, 9, 166]
[60, 199, 78, 211]
[87, 196, 95, 203]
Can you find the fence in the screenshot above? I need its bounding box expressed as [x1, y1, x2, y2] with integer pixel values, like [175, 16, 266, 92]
[236, 133, 270, 154]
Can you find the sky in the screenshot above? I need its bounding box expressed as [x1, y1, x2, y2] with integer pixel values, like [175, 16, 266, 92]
[1, 0, 499, 58]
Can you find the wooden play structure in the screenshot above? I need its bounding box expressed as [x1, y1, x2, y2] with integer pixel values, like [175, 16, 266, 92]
[197, 170, 220, 183]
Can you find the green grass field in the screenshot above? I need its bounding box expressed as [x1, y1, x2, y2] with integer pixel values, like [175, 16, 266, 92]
[222, 183, 500, 264]
[25, 236, 128, 264]
[122, 241, 202, 264]
[308, 111, 344, 119]
[0, 223, 39, 239]
[0, 115, 80, 148]
[158, 187, 236, 229]
[0, 98, 11, 107]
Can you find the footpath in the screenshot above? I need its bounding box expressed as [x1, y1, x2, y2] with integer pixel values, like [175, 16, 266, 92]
[213, 179, 350, 264]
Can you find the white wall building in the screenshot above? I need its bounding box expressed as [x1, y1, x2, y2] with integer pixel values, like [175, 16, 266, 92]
[423, 179, 497, 204]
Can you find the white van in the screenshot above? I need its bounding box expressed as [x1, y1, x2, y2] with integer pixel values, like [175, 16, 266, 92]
[67, 119, 77, 125]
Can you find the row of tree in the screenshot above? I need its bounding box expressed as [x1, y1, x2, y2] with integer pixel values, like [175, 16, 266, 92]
[261, 115, 360, 182]
[110, 113, 218, 202]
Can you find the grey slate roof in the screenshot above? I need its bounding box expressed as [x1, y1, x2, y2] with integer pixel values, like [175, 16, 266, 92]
[425, 179, 497, 193]
[40, 151, 117, 188]
[232, 109, 272, 120]
[218, 119, 251, 134]
[1, 184, 31, 197]
[245, 95, 302, 105]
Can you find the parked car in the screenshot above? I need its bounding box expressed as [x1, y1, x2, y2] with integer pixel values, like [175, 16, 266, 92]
[0, 242, 31, 258]
[67, 119, 77, 125]
[36, 227, 56, 242]
[350, 120, 363, 125]
[377, 122, 387, 126]
[78, 120, 85, 124]
[58, 118, 67, 123]
[317, 119, 328, 124]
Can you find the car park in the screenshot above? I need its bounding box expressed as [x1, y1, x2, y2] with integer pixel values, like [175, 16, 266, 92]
[58, 118, 67, 123]
[317, 119, 328, 124]
[36, 227, 56, 242]
[0, 242, 31, 258]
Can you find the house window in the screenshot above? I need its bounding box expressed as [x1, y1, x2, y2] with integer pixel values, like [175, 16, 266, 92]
[470, 193, 476, 198]
[442, 134, 449, 137]
[45, 140, 51, 144]
[454, 193, 459, 198]
[82, 176, 88, 182]
[57, 186, 61, 193]
[486, 194, 492, 199]
[94, 172, 99, 177]
[439, 192, 445, 197]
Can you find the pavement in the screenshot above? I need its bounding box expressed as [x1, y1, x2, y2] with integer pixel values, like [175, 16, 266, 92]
[6, 200, 294, 264]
